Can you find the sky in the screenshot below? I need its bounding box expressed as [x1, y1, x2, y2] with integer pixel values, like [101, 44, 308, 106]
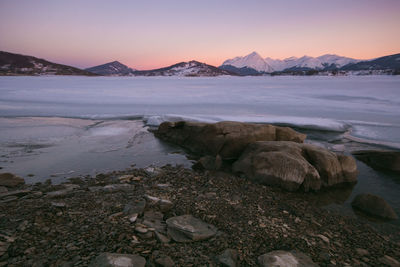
[0, 0, 399, 70]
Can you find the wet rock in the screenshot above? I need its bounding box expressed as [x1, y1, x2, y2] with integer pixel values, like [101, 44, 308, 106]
[89, 253, 146, 267]
[352, 150, 400, 173]
[216, 249, 238, 267]
[166, 214, 217, 242]
[192, 155, 222, 171]
[233, 141, 357, 191]
[352, 194, 398, 220]
[155, 121, 306, 160]
[257, 250, 318, 267]
[0, 173, 25, 188]
[155, 256, 175, 267]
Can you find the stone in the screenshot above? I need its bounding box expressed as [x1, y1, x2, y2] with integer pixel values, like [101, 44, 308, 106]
[103, 184, 134, 192]
[0, 186, 7, 193]
[166, 215, 217, 242]
[51, 202, 66, 208]
[352, 150, 400, 173]
[379, 255, 400, 267]
[123, 198, 146, 215]
[118, 175, 135, 183]
[46, 189, 72, 198]
[144, 195, 173, 212]
[46, 184, 81, 198]
[89, 253, 146, 267]
[217, 249, 238, 267]
[352, 194, 398, 220]
[0, 173, 25, 187]
[155, 231, 170, 243]
[0, 189, 31, 199]
[155, 256, 174, 267]
[155, 121, 306, 160]
[355, 248, 369, 257]
[142, 211, 166, 234]
[232, 141, 357, 191]
[317, 234, 330, 244]
[257, 250, 318, 267]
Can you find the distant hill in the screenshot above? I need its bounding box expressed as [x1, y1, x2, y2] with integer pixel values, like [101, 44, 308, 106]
[340, 53, 400, 72]
[85, 61, 135, 76]
[219, 65, 262, 76]
[0, 51, 96, 76]
[133, 61, 234, 77]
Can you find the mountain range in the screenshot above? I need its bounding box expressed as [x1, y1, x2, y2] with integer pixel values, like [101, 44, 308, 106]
[1, 50, 399, 76]
[86, 60, 232, 76]
[221, 51, 361, 74]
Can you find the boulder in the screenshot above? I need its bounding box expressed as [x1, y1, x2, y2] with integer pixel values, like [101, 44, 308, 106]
[155, 121, 306, 160]
[0, 173, 25, 188]
[351, 193, 398, 220]
[257, 250, 318, 267]
[89, 253, 146, 267]
[166, 214, 217, 242]
[232, 141, 357, 192]
[352, 150, 400, 173]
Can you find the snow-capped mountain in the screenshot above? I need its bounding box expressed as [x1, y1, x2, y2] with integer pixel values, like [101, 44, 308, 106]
[0, 51, 96, 76]
[85, 61, 136, 76]
[133, 60, 233, 77]
[265, 54, 360, 71]
[221, 52, 361, 74]
[222, 52, 273, 73]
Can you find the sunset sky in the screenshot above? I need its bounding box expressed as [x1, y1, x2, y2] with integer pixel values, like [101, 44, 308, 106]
[0, 0, 399, 70]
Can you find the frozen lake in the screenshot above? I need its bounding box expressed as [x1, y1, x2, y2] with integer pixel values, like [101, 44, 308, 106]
[1, 75, 400, 148]
[0, 75, 399, 222]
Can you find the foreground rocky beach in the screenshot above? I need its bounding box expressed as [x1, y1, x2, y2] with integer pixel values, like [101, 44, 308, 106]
[0, 165, 399, 266]
[1, 121, 400, 266]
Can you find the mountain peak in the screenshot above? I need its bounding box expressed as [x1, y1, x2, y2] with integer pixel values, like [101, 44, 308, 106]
[85, 61, 135, 75]
[222, 52, 273, 73]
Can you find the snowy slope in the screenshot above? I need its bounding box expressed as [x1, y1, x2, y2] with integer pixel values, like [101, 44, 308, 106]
[133, 61, 232, 77]
[222, 52, 273, 73]
[0, 51, 96, 76]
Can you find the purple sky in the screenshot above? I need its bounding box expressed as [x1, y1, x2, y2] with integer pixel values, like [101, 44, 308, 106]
[0, 0, 399, 69]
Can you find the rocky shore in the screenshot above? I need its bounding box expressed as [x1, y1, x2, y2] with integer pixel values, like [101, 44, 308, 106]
[1, 121, 400, 266]
[1, 165, 400, 266]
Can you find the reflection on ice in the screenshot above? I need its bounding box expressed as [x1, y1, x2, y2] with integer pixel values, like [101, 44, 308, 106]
[0, 117, 190, 184]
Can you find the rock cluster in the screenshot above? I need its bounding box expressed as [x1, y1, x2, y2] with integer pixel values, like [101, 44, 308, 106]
[156, 121, 358, 191]
[233, 141, 358, 191]
[155, 121, 306, 160]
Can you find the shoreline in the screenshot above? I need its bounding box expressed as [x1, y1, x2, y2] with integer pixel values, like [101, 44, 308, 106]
[1, 165, 400, 266]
